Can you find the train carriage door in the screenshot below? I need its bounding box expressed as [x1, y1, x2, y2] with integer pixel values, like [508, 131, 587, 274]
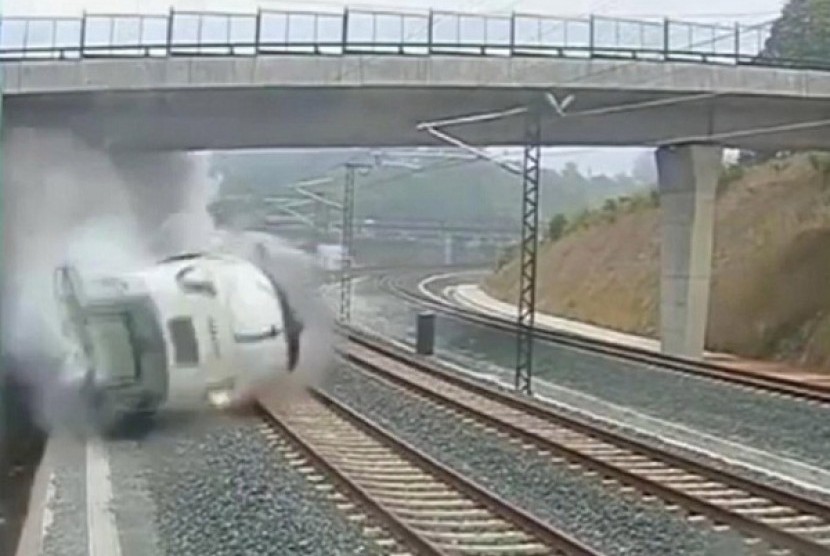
[170, 261, 229, 389]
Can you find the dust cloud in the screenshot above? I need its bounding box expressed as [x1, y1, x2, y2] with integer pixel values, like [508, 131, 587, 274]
[1, 127, 332, 435]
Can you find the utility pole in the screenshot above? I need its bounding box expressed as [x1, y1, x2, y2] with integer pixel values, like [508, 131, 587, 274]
[416, 92, 570, 394]
[515, 108, 542, 394]
[338, 162, 371, 324]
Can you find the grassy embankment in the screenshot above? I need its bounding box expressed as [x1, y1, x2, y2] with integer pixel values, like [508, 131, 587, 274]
[484, 153, 830, 370]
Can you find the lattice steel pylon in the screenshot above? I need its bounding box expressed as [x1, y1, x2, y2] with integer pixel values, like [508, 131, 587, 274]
[515, 110, 542, 395]
[338, 164, 358, 324]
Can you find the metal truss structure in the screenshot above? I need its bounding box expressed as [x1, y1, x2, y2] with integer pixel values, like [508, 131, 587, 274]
[338, 163, 359, 323]
[514, 110, 542, 394]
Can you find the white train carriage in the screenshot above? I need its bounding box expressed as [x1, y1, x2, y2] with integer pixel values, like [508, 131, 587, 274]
[54, 251, 303, 431]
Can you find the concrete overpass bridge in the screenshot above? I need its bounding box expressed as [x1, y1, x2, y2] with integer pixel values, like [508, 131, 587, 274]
[2, 9, 830, 152]
[2, 7, 830, 362]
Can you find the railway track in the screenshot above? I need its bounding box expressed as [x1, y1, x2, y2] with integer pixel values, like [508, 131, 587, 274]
[378, 273, 830, 404]
[340, 329, 830, 556]
[257, 388, 600, 555]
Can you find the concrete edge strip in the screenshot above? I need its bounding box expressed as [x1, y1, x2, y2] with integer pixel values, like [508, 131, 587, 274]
[14, 436, 56, 556]
[86, 438, 122, 556]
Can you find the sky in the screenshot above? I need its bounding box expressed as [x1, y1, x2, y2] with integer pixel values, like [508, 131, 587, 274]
[3, 0, 784, 173]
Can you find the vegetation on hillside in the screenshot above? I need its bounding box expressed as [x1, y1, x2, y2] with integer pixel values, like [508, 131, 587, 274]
[485, 0, 830, 370]
[759, 0, 830, 63]
[736, 0, 830, 164]
[211, 152, 645, 228]
[484, 153, 830, 371]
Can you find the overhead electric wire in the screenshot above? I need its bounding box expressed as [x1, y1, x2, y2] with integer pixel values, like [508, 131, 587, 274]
[291, 145, 610, 204]
[658, 117, 830, 146]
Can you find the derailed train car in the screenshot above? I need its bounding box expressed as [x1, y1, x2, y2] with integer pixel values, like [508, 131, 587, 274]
[54, 251, 303, 432]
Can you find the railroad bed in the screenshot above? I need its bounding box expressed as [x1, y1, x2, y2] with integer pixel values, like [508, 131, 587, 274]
[21, 374, 594, 555]
[17, 409, 407, 556]
[16, 332, 829, 556]
[258, 388, 597, 555]
[366, 272, 830, 490]
[380, 273, 830, 403]
[335, 330, 830, 556]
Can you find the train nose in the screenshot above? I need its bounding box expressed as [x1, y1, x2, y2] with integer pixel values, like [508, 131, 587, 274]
[254, 247, 307, 373]
[269, 277, 303, 372]
[284, 300, 303, 371]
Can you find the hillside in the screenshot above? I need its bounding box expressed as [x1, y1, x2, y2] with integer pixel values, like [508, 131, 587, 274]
[484, 154, 830, 371]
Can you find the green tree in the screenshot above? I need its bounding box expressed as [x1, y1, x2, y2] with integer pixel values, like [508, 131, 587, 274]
[759, 0, 830, 63]
[547, 214, 568, 242]
[742, 2, 830, 163]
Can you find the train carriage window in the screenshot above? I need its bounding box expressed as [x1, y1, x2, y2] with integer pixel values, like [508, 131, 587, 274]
[87, 314, 137, 383]
[168, 317, 200, 366]
[175, 265, 217, 297]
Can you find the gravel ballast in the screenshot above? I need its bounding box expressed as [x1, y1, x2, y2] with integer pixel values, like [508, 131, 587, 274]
[324, 364, 751, 556]
[351, 281, 830, 472]
[106, 410, 386, 556]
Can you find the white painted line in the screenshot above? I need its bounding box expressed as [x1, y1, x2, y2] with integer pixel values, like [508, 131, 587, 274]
[452, 283, 663, 352]
[40, 473, 56, 545]
[15, 436, 58, 556]
[417, 272, 476, 306]
[86, 438, 122, 556]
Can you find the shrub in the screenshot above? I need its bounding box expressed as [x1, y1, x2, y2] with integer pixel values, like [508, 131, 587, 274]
[547, 213, 568, 242]
[495, 244, 518, 270]
[566, 209, 593, 233]
[808, 152, 830, 190]
[649, 189, 660, 207]
[717, 164, 745, 196]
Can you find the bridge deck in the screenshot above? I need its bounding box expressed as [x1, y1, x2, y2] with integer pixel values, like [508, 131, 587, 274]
[4, 54, 829, 152]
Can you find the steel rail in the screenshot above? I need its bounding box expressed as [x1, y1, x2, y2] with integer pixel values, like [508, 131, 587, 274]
[257, 397, 445, 556]
[314, 389, 602, 555]
[258, 387, 602, 555]
[342, 329, 830, 555]
[380, 273, 830, 404]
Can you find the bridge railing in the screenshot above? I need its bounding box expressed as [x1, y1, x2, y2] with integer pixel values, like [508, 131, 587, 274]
[0, 8, 825, 70]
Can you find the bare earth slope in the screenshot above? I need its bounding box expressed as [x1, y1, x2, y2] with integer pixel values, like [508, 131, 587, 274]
[483, 155, 830, 371]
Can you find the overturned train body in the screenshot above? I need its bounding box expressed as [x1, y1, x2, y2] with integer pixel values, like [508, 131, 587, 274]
[54, 251, 304, 431]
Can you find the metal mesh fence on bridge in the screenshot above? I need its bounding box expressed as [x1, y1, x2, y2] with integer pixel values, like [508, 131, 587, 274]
[0, 8, 825, 70]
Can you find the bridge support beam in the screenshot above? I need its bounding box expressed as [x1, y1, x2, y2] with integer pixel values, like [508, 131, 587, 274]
[656, 143, 721, 359]
[0, 66, 5, 507]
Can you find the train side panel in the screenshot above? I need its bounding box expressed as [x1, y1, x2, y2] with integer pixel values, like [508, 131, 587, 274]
[129, 254, 290, 407]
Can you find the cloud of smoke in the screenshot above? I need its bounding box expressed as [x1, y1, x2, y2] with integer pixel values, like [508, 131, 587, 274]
[2, 127, 331, 435]
[3, 128, 155, 434]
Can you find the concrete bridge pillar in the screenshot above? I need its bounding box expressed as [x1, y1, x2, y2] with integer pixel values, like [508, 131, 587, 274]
[0, 70, 5, 495]
[656, 143, 721, 359]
